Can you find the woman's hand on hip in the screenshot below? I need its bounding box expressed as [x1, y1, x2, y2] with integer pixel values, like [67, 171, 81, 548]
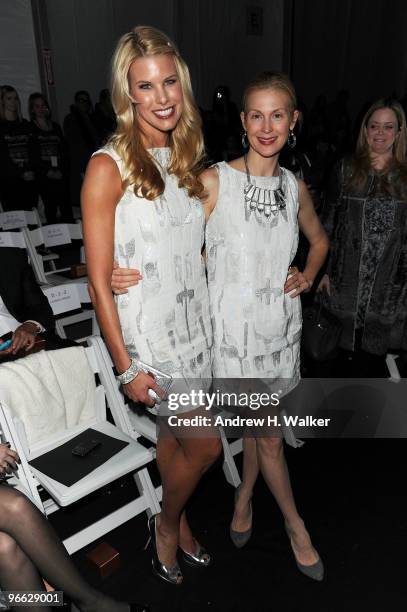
[284, 266, 313, 298]
[111, 261, 143, 295]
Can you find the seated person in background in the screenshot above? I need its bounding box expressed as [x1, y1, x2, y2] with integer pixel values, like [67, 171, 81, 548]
[0, 443, 148, 611]
[0, 248, 72, 360]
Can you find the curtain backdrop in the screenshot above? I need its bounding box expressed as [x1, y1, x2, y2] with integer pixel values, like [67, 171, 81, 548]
[43, 0, 285, 122]
[291, 0, 407, 118]
[0, 0, 41, 118]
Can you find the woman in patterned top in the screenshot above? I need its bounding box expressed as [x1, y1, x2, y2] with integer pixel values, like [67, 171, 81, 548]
[320, 98, 407, 377]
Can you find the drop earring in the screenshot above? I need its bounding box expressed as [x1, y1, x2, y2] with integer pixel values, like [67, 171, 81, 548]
[241, 131, 249, 149]
[287, 129, 297, 148]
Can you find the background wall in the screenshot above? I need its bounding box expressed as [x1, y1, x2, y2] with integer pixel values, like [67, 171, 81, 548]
[0, 0, 41, 118]
[291, 0, 407, 117]
[42, 0, 285, 121]
[3, 0, 406, 127]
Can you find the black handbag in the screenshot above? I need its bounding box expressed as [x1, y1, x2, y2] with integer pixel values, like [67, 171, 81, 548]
[302, 294, 342, 361]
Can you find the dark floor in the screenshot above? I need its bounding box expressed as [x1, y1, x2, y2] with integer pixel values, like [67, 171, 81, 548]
[50, 440, 407, 612]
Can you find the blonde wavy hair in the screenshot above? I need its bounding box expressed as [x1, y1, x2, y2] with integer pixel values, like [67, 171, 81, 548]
[109, 25, 205, 200]
[348, 98, 407, 195]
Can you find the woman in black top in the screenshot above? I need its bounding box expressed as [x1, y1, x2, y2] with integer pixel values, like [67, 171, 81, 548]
[29, 93, 73, 223]
[0, 86, 37, 212]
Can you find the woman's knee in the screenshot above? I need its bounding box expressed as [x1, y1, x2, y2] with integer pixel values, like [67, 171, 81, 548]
[257, 436, 284, 459]
[204, 437, 222, 465]
[0, 533, 20, 569]
[185, 437, 222, 468]
[1, 489, 33, 517]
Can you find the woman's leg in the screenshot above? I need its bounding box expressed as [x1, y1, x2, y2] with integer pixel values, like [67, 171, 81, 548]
[230, 436, 259, 533]
[154, 410, 221, 568]
[155, 434, 211, 556]
[0, 532, 51, 612]
[0, 487, 128, 612]
[256, 437, 320, 565]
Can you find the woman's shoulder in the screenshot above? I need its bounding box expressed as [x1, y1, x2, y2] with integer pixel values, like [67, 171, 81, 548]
[200, 164, 220, 190]
[92, 142, 121, 161]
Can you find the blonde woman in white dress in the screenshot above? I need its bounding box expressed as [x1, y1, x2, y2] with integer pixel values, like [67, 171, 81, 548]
[201, 72, 328, 581]
[82, 26, 221, 586]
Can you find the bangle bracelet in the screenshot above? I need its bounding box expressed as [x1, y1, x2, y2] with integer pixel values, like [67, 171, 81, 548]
[116, 358, 141, 385]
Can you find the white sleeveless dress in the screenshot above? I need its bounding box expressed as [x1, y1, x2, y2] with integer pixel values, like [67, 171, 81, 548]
[206, 161, 301, 397]
[94, 146, 212, 407]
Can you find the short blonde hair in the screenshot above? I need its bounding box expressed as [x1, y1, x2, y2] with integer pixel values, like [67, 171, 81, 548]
[109, 25, 205, 200]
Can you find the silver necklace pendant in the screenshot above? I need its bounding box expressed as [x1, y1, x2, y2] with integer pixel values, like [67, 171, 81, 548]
[243, 155, 287, 222]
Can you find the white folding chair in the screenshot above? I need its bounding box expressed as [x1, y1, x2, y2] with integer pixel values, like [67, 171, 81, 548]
[42, 281, 99, 343]
[22, 224, 84, 286]
[0, 345, 161, 555]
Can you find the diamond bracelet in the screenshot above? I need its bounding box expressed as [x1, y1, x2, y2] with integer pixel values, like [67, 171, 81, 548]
[116, 357, 141, 385]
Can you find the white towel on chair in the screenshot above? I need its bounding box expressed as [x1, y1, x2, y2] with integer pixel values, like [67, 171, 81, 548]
[0, 347, 95, 448]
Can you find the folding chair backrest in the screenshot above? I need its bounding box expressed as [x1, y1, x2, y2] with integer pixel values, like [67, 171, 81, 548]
[0, 209, 41, 231]
[42, 282, 99, 341]
[0, 230, 26, 249]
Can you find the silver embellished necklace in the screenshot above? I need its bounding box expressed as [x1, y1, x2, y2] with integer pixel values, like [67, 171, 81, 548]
[243, 155, 287, 220]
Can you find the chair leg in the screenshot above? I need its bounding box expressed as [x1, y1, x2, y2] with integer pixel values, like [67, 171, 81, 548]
[133, 467, 161, 517]
[280, 408, 304, 448]
[219, 427, 241, 487]
[386, 353, 401, 382]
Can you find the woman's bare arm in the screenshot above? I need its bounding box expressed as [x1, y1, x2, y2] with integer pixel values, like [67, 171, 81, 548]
[285, 179, 329, 297]
[81, 154, 159, 404]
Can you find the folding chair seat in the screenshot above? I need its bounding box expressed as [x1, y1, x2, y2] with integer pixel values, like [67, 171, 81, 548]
[0, 344, 161, 554]
[42, 281, 99, 343]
